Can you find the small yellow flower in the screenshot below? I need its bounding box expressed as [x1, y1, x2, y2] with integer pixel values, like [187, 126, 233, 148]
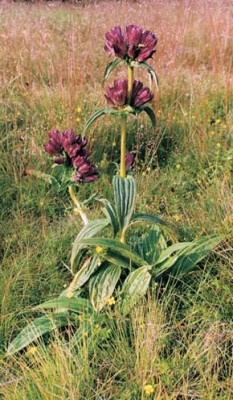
[172, 214, 181, 222]
[216, 119, 221, 124]
[107, 296, 115, 305]
[222, 124, 227, 129]
[210, 130, 215, 136]
[144, 384, 155, 395]
[146, 167, 151, 172]
[142, 171, 146, 176]
[27, 346, 37, 355]
[191, 115, 195, 120]
[176, 163, 181, 169]
[76, 117, 81, 123]
[216, 143, 221, 148]
[76, 107, 82, 113]
[96, 246, 103, 253]
[112, 142, 116, 147]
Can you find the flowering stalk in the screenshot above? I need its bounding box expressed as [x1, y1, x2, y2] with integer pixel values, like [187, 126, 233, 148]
[127, 64, 134, 104]
[68, 185, 88, 226]
[120, 114, 127, 179]
[119, 65, 134, 180]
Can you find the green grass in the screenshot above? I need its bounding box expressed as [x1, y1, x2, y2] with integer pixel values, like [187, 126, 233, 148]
[0, 1, 232, 398]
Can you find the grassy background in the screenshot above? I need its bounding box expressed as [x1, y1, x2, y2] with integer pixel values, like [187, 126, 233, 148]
[0, 1, 232, 399]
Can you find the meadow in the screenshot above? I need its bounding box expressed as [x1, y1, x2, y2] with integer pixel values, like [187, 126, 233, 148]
[0, 0, 232, 399]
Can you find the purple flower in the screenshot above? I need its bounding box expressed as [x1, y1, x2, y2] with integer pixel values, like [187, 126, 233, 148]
[105, 79, 128, 107]
[105, 79, 152, 108]
[73, 161, 99, 183]
[44, 130, 63, 156]
[131, 80, 153, 107]
[124, 25, 142, 59]
[137, 30, 157, 62]
[105, 25, 157, 62]
[104, 26, 127, 58]
[44, 130, 99, 184]
[126, 152, 135, 171]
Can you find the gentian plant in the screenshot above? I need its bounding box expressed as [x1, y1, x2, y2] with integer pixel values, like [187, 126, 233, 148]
[8, 25, 222, 355]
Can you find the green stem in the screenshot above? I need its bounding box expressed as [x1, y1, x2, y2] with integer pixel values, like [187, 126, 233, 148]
[68, 186, 88, 226]
[120, 114, 127, 179]
[127, 64, 134, 104]
[119, 64, 134, 243]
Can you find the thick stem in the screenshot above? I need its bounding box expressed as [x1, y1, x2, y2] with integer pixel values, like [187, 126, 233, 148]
[68, 185, 88, 226]
[120, 114, 127, 179]
[127, 64, 134, 104]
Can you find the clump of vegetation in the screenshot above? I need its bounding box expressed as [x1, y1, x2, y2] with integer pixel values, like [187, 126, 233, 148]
[0, 2, 232, 399]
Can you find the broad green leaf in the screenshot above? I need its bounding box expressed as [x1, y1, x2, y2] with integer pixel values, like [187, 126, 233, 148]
[100, 198, 119, 237]
[121, 266, 151, 315]
[34, 297, 92, 314]
[156, 242, 193, 264]
[154, 235, 222, 279]
[71, 219, 109, 268]
[105, 250, 132, 269]
[152, 254, 179, 279]
[130, 212, 169, 228]
[131, 225, 167, 264]
[170, 234, 222, 277]
[7, 313, 72, 355]
[83, 108, 120, 132]
[140, 105, 156, 128]
[67, 256, 101, 291]
[102, 58, 125, 82]
[113, 175, 136, 237]
[89, 264, 121, 311]
[76, 237, 146, 267]
[131, 61, 159, 89]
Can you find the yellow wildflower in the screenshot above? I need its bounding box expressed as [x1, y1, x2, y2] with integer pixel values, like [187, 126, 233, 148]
[216, 119, 221, 124]
[96, 246, 103, 253]
[176, 163, 181, 169]
[146, 167, 151, 172]
[216, 143, 221, 148]
[76, 107, 82, 113]
[142, 171, 146, 176]
[76, 117, 81, 123]
[27, 346, 37, 355]
[107, 296, 115, 305]
[112, 142, 116, 147]
[144, 384, 155, 395]
[172, 214, 181, 222]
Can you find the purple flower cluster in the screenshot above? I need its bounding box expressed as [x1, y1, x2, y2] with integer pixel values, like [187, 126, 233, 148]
[105, 79, 153, 108]
[44, 130, 99, 183]
[105, 25, 157, 62]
